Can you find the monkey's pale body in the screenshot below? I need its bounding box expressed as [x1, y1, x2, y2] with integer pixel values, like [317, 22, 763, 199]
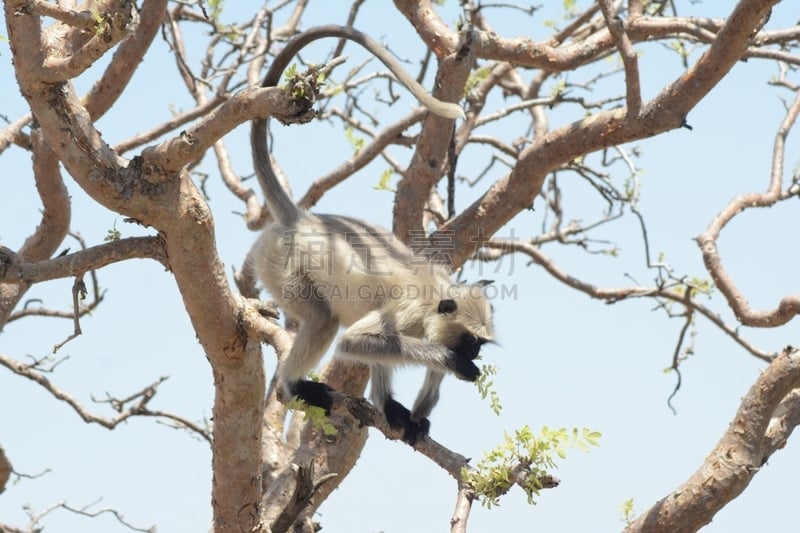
[250, 25, 494, 443]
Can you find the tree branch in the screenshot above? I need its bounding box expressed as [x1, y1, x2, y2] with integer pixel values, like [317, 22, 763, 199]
[84, 0, 167, 121]
[24, 0, 98, 29]
[599, 0, 641, 116]
[449, 485, 475, 533]
[5, 4, 270, 527]
[444, 0, 781, 266]
[4, 497, 155, 533]
[487, 238, 774, 361]
[394, 31, 475, 245]
[27, 0, 139, 83]
[0, 236, 166, 285]
[298, 109, 426, 210]
[0, 354, 206, 442]
[0, 128, 71, 327]
[696, 88, 800, 328]
[626, 346, 800, 532]
[140, 86, 305, 175]
[0, 445, 10, 494]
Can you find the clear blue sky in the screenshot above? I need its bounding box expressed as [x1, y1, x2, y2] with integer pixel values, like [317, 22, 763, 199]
[1, 2, 799, 532]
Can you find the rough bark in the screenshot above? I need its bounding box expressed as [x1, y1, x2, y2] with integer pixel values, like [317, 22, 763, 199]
[626, 347, 800, 532]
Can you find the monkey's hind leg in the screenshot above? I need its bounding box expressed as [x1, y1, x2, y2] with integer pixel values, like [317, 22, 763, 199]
[410, 369, 444, 424]
[279, 302, 340, 414]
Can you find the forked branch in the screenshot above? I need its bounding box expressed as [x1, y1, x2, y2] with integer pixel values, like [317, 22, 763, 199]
[696, 89, 800, 328]
[0, 354, 210, 443]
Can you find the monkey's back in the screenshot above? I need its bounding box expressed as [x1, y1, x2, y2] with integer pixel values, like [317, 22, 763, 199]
[252, 212, 452, 327]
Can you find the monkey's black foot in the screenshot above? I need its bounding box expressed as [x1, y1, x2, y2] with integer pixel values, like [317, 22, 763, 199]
[383, 398, 412, 430]
[447, 353, 481, 382]
[291, 380, 334, 414]
[383, 398, 430, 445]
[409, 417, 431, 444]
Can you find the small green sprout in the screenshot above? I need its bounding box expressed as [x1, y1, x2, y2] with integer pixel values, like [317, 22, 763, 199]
[286, 398, 338, 436]
[104, 222, 121, 242]
[373, 169, 395, 192]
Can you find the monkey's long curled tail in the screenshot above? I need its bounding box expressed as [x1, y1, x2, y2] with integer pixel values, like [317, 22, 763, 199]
[250, 24, 466, 226]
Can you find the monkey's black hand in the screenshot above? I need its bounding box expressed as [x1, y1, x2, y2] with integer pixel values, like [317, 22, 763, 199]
[452, 333, 484, 360]
[292, 379, 334, 414]
[447, 352, 481, 382]
[383, 398, 430, 445]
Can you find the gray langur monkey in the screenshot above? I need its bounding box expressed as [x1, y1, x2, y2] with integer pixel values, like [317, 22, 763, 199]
[250, 25, 494, 444]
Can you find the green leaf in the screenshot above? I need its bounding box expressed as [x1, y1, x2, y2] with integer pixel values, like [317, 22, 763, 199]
[286, 398, 338, 436]
[207, 0, 224, 18]
[475, 364, 503, 415]
[344, 127, 365, 155]
[582, 428, 603, 447]
[465, 66, 492, 94]
[621, 497, 636, 525]
[373, 169, 395, 192]
[104, 221, 121, 242]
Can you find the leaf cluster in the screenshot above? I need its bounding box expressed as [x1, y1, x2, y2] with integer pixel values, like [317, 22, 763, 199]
[462, 425, 601, 507]
[475, 364, 502, 415]
[286, 398, 339, 437]
[283, 63, 329, 102]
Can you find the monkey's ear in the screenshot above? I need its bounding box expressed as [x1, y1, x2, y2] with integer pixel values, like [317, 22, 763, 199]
[437, 299, 458, 314]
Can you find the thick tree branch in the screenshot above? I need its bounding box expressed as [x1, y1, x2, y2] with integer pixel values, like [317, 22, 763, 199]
[113, 96, 227, 155]
[443, 0, 781, 266]
[24, 0, 98, 28]
[626, 346, 800, 532]
[0, 236, 166, 285]
[269, 462, 338, 533]
[0, 129, 71, 328]
[4, 3, 277, 528]
[84, 0, 167, 120]
[141, 87, 304, 175]
[393, 33, 475, 245]
[765, 389, 800, 452]
[393, 0, 460, 57]
[261, 360, 370, 529]
[28, 0, 139, 83]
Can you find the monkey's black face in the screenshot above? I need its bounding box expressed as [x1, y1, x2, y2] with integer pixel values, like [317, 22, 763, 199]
[452, 332, 488, 360]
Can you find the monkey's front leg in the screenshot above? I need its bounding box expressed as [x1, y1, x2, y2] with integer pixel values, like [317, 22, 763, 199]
[336, 311, 481, 381]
